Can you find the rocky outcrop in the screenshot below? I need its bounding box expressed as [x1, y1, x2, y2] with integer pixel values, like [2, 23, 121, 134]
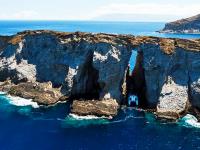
[71, 99, 119, 117]
[0, 81, 63, 105]
[1, 30, 200, 119]
[138, 37, 200, 119]
[160, 14, 200, 33]
[0, 36, 11, 52]
[157, 78, 189, 120]
[0, 30, 133, 104]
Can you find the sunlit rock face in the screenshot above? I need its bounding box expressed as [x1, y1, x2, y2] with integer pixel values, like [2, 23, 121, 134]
[140, 38, 200, 119]
[71, 99, 119, 117]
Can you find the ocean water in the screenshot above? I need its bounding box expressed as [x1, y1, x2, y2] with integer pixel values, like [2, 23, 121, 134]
[1, 21, 200, 39]
[0, 21, 200, 150]
[1, 95, 200, 150]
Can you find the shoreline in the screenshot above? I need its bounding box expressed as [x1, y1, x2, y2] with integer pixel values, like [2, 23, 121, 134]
[68, 113, 112, 120]
[0, 91, 69, 108]
[2, 92, 200, 129]
[6, 95, 39, 108]
[157, 30, 200, 35]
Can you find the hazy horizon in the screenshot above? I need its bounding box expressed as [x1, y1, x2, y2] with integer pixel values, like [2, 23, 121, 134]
[0, 0, 199, 22]
[0, 20, 167, 22]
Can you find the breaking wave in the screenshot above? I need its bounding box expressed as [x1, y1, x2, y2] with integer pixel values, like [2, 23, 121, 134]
[61, 114, 110, 128]
[61, 108, 146, 128]
[68, 114, 109, 120]
[0, 91, 6, 95]
[179, 114, 200, 128]
[6, 95, 39, 108]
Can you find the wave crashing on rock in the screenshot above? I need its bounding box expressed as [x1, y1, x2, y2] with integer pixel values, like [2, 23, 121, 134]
[4, 95, 39, 108]
[179, 114, 200, 128]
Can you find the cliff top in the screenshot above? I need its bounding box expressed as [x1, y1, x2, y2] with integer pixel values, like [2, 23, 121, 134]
[169, 14, 200, 26]
[1, 30, 200, 55]
[137, 36, 200, 54]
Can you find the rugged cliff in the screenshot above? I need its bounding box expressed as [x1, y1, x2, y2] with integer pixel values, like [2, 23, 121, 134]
[140, 38, 200, 119]
[160, 14, 200, 34]
[0, 30, 200, 120]
[0, 31, 133, 101]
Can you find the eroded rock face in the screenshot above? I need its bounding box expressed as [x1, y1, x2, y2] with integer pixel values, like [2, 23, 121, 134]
[0, 31, 133, 103]
[157, 78, 189, 120]
[71, 99, 119, 117]
[140, 38, 200, 119]
[188, 51, 200, 109]
[1, 30, 200, 119]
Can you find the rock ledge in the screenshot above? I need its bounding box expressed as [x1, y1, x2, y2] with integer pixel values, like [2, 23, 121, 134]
[71, 99, 119, 117]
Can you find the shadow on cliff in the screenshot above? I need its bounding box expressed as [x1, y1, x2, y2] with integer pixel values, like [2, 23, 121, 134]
[69, 51, 101, 100]
[126, 50, 147, 108]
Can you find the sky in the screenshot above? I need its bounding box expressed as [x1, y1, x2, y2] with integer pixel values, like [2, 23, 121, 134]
[0, 0, 200, 22]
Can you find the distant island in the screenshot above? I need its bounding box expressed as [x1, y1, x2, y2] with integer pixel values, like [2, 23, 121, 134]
[160, 14, 200, 34]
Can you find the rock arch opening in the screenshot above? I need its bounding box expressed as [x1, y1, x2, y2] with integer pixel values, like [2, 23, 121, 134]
[126, 50, 147, 107]
[70, 52, 101, 101]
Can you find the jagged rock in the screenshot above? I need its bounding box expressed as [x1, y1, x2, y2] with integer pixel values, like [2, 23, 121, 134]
[157, 77, 189, 120]
[140, 38, 200, 119]
[0, 30, 133, 102]
[71, 99, 119, 117]
[188, 52, 200, 109]
[160, 14, 200, 33]
[0, 81, 63, 105]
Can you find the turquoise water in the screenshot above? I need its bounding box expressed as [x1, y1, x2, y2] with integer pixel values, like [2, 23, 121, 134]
[0, 21, 200, 150]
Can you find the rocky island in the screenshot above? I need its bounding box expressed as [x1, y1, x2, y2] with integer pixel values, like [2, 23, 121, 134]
[160, 14, 200, 34]
[1, 30, 200, 120]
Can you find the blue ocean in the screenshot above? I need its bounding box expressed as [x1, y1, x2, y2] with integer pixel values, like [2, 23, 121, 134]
[1, 21, 200, 150]
[1, 21, 200, 39]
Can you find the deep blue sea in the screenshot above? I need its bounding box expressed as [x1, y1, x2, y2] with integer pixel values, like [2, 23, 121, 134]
[1, 21, 200, 150]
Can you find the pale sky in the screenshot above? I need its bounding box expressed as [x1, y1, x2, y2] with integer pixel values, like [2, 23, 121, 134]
[0, 0, 200, 21]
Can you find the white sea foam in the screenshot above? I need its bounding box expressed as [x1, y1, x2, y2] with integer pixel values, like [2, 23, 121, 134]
[61, 114, 111, 128]
[180, 114, 200, 128]
[69, 113, 109, 120]
[6, 95, 39, 108]
[0, 91, 6, 95]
